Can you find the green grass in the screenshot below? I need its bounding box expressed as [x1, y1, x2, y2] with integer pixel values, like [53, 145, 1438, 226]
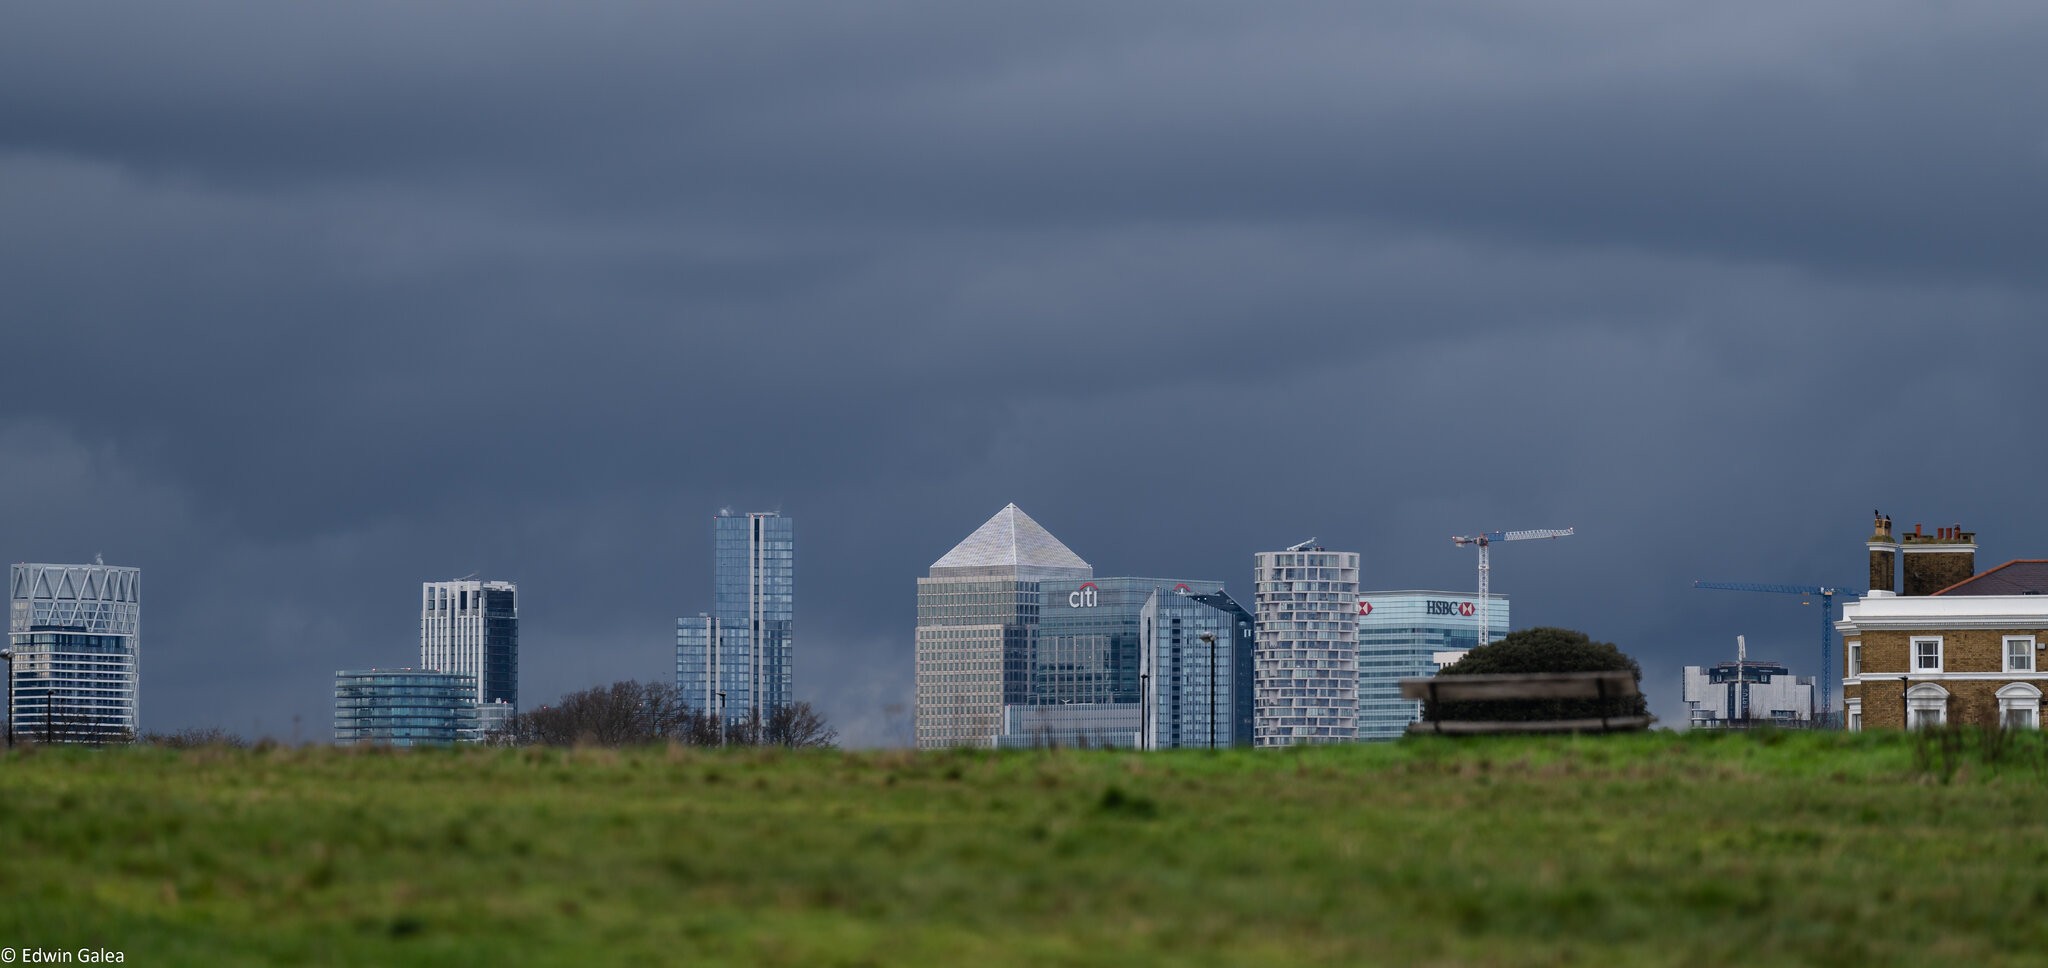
[4, 731, 2048, 965]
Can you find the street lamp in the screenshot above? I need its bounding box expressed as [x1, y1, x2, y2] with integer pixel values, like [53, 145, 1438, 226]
[1139, 672, 1150, 751]
[716, 691, 727, 747]
[1, 649, 12, 749]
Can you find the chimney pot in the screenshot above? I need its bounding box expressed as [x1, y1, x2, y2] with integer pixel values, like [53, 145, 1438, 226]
[1915, 523, 1923, 536]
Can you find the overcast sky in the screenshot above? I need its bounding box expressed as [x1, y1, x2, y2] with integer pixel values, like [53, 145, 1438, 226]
[3, 2, 2045, 744]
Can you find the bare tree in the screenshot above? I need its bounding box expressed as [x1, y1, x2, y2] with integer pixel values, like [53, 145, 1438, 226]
[143, 727, 248, 749]
[763, 701, 838, 748]
[508, 682, 837, 749]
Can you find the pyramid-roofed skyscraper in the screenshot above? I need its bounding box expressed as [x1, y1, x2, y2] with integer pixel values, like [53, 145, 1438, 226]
[928, 503, 1092, 579]
[915, 504, 1091, 748]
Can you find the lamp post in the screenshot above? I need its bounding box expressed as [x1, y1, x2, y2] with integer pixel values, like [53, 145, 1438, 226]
[715, 691, 727, 747]
[1139, 672, 1150, 751]
[1, 648, 12, 749]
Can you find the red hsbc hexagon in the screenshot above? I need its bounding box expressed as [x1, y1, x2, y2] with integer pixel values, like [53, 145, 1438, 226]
[1358, 601, 1373, 616]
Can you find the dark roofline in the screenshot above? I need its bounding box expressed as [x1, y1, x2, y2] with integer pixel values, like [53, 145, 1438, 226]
[1931, 559, 2048, 596]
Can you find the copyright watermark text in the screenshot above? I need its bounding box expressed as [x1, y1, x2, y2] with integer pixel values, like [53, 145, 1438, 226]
[0, 949, 126, 964]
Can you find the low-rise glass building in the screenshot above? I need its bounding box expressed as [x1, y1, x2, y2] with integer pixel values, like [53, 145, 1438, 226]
[334, 669, 480, 746]
[1355, 591, 1508, 740]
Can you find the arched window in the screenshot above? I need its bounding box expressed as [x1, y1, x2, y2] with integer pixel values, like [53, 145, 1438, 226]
[1998, 682, 2042, 730]
[1906, 683, 1950, 730]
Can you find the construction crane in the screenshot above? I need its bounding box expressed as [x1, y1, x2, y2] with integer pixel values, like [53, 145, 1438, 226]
[1451, 528, 1575, 648]
[1691, 581, 1855, 725]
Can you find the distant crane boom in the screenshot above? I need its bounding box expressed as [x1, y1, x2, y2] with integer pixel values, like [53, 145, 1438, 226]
[1452, 527, 1575, 648]
[1693, 580, 1854, 725]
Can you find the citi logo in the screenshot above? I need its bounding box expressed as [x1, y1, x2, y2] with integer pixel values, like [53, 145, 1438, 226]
[1069, 582, 1099, 608]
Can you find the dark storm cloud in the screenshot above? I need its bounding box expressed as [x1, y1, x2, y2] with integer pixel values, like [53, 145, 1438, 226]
[2, 2, 2046, 742]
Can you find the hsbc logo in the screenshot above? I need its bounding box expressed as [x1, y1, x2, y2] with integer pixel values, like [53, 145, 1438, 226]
[1068, 582, 1099, 608]
[1358, 601, 1373, 616]
[1428, 600, 1477, 617]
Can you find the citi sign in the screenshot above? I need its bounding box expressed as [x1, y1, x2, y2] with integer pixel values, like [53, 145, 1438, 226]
[1428, 600, 1478, 617]
[1069, 582, 1100, 608]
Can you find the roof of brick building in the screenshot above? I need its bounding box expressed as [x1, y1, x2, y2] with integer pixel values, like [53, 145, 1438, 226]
[1933, 560, 2048, 596]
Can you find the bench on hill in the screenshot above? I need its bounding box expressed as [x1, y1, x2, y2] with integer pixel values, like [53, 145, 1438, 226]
[1399, 671, 1651, 735]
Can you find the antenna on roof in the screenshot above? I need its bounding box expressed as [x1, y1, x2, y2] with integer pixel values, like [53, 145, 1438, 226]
[1285, 537, 1319, 552]
[94, 553, 104, 565]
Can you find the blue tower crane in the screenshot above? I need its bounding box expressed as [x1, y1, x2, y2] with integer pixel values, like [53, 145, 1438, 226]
[1692, 581, 1856, 725]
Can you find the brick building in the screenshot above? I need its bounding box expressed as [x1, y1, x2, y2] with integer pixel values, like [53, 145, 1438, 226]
[1841, 513, 2048, 730]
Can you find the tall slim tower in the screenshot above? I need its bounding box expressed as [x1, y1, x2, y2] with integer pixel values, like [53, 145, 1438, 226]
[420, 580, 519, 709]
[677, 510, 794, 724]
[915, 503, 1091, 749]
[1252, 543, 1360, 747]
[8, 562, 142, 743]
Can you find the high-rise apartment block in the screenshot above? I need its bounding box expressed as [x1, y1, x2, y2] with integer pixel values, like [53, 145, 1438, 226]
[915, 504, 1090, 748]
[1253, 544, 1360, 746]
[6, 562, 142, 743]
[420, 580, 519, 709]
[677, 510, 794, 724]
[1355, 591, 1507, 740]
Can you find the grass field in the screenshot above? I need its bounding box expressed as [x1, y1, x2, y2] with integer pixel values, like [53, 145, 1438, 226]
[4, 730, 2048, 966]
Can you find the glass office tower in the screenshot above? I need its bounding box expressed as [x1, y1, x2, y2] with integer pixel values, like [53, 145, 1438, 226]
[333, 669, 480, 746]
[1253, 545, 1361, 747]
[1033, 577, 1222, 705]
[421, 580, 519, 709]
[677, 510, 794, 724]
[1140, 586, 1254, 749]
[915, 504, 1091, 749]
[1354, 591, 1507, 740]
[7, 562, 142, 743]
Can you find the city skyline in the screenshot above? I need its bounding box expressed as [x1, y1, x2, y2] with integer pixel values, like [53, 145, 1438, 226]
[6, 4, 2047, 747]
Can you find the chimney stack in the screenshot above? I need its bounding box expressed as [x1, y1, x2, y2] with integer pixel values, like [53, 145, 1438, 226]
[1868, 510, 1897, 593]
[1900, 518, 1977, 596]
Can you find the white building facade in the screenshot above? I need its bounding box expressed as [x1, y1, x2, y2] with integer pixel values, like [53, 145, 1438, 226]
[421, 580, 519, 709]
[1681, 662, 1815, 728]
[1253, 545, 1361, 747]
[7, 562, 142, 743]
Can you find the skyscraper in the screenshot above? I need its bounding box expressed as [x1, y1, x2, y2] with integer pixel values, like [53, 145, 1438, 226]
[1253, 543, 1360, 747]
[915, 503, 1090, 749]
[420, 580, 519, 709]
[1354, 590, 1507, 740]
[677, 510, 794, 724]
[1142, 587, 1256, 749]
[6, 562, 142, 743]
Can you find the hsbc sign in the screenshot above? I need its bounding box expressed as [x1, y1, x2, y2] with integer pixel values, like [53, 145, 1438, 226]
[1427, 600, 1478, 617]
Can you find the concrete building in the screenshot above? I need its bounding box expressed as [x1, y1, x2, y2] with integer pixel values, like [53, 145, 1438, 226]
[334, 669, 480, 746]
[1253, 543, 1361, 747]
[1355, 591, 1508, 741]
[5, 562, 142, 744]
[677, 510, 795, 724]
[1842, 513, 2048, 730]
[420, 579, 518, 710]
[1682, 661, 1815, 728]
[915, 504, 1091, 748]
